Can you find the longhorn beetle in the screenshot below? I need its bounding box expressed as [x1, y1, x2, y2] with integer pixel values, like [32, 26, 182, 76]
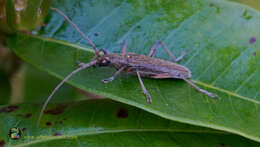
[37, 7, 217, 126]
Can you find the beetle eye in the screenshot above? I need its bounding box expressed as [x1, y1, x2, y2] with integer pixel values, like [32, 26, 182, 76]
[102, 60, 107, 64]
[99, 59, 110, 66]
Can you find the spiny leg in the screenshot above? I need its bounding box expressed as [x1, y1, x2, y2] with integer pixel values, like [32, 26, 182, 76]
[102, 40, 127, 83]
[136, 70, 152, 103]
[77, 62, 85, 67]
[121, 40, 127, 55]
[176, 50, 187, 62]
[148, 40, 187, 62]
[102, 66, 126, 83]
[182, 77, 217, 98]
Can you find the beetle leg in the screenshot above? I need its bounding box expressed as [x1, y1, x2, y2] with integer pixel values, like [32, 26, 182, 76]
[136, 70, 152, 103]
[77, 61, 85, 67]
[175, 50, 187, 62]
[149, 41, 187, 62]
[182, 77, 217, 98]
[102, 66, 126, 83]
[149, 41, 176, 61]
[148, 41, 159, 57]
[121, 40, 127, 55]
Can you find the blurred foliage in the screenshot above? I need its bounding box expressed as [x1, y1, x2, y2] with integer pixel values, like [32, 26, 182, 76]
[0, 69, 10, 104]
[0, 0, 51, 34]
[229, 0, 260, 11]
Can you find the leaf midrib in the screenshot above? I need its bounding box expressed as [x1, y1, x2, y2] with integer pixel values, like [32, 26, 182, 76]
[14, 128, 226, 147]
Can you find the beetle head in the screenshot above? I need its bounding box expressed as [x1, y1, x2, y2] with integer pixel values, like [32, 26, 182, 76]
[97, 56, 111, 66]
[94, 49, 111, 67]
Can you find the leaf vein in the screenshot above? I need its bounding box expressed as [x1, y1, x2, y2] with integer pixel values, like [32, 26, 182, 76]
[210, 47, 251, 85]
[234, 69, 259, 93]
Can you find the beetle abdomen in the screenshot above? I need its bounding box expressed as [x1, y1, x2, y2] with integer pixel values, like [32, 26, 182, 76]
[126, 53, 191, 79]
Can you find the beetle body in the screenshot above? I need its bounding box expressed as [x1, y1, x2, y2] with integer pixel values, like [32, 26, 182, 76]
[37, 8, 217, 127]
[98, 52, 191, 79]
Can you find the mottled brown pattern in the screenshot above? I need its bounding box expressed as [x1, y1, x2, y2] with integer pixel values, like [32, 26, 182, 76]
[104, 52, 191, 79]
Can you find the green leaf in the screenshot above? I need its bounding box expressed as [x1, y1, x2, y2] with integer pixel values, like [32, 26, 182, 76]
[8, 0, 260, 142]
[23, 63, 84, 103]
[0, 100, 259, 146]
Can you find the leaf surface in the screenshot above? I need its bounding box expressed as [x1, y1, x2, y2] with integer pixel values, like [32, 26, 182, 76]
[8, 0, 260, 142]
[0, 100, 259, 146]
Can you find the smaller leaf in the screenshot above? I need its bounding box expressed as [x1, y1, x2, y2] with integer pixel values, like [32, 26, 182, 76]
[0, 100, 259, 146]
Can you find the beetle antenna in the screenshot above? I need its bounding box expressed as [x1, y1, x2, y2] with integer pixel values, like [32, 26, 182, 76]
[37, 60, 97, 127]
[51, 7, 99, 55]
